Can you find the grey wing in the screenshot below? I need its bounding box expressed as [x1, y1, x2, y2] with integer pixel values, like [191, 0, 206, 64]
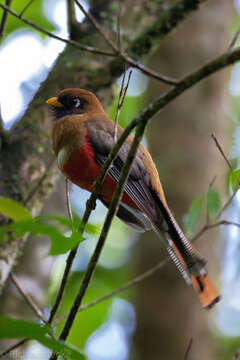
[87, 119, 158, 226]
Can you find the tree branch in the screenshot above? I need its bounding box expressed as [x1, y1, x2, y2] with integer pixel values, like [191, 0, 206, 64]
[9, 272, 47, 323]
[0, 0, 209, 85]
[191, 220, 240, 243]
[55, 257, 169, 323]
[128, 47, 240, 133]
[211, 133, 232, 169]
[19, 0, 34, 17]
[0, 0, 12, 42]
[184, 338, 194, 360]
[114, 68, 132, 143]
[74, 0, 179, 85]
[0, 3, 115, 56]
[50, 110, 149, 360]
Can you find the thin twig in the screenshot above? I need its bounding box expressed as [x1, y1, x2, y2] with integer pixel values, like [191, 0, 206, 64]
[114, 67, 126, 143]
[48, 250, 77, 324]
[0, 0, 212, 86]
[217, 185, 240, 219]
[54, 218, 240, 324]
[0, 4, 115, 57]
[55, 257, 169, 323]
[73, 0, 179, 85]
[184, 338, 193, 360]
[114, 68, 132, 143]
[209, 175, 217, 188]
[0, 207, 235, 359]
[191, 220, 240, 243]
[66, 178, 73, 223]
[229, 28, 240, 51]
[0, 0, 12, 42]
[74, 0, 118, 53]
[47, 179, 74, 324]
[0, 0, 210, 85]
[211, 134, 240, 219]
[0, 259, 170, 358]
[128, 46, 240, 133]
[0, 339, 27, 359]
[211, 133, 232, 169]
[10, 272, 47, 323]
[19, 0, 34, 17]
[122, 53, 179, 84]
[50, 112, 149, 359]
[3, 218, 240, 356]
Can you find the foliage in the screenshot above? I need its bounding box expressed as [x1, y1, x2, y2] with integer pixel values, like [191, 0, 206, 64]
[52, 266, 130, 349]
[207, 188, 221, 220]
[0, 196, 32, 221]
[183, 197, 205, 237]
[0, 196, 132, 353]
[0, 197, 100, 255]
[0, 316, 86, 359]
[216, 335, 240, 360]
[228, 168, 240, 192]
[183, 187, 221, 237]
[108, 93, 146, 129]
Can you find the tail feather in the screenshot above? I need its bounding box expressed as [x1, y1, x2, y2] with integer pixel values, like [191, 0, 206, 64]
[191, 274, 220, 309]
[169, 239, 220, 308]
[151, 190, 220, 308]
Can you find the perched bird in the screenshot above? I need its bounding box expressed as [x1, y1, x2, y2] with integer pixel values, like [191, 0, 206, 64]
[47, 88, 220, 309]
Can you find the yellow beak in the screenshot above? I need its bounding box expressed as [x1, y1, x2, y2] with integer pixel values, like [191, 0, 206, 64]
[46, 97, 63, 107]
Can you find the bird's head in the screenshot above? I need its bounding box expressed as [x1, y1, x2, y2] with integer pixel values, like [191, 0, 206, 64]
[46, 88, 105, 119]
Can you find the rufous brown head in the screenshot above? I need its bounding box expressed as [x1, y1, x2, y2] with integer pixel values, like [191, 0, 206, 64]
[46, 88, 105, 119]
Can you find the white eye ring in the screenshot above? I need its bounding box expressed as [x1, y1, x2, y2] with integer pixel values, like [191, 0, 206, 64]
[73, 98, 81, 108]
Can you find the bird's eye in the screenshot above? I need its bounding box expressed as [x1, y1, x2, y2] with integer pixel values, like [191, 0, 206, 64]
[72, 97, 81, 108]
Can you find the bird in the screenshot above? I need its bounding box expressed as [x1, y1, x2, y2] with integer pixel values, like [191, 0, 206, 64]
[46, 88, 220, 309]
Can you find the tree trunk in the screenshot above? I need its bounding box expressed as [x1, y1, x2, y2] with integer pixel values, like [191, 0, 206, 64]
[134, 0, 232, 359]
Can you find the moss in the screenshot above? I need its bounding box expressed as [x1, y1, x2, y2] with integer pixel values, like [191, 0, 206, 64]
[129, 0, 203, 59]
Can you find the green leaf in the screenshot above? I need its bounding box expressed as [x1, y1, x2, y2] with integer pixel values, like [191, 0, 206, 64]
[37, 215, 100, 236]
[53, 268, 126, 349]
[228, 169, 240, 192]
[0, 316, 86, 360]
[48, 229, 85, 256]
[230, 157, 238, 170]
[108, 94, 145, 128]
[183, 198, 204, 237]
[0, 197, 32, 221]
[0, 219, 85, 255]
[207, 189, 221, 220]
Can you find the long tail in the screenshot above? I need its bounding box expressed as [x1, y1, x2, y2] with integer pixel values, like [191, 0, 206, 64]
[151, 191, 220, 309]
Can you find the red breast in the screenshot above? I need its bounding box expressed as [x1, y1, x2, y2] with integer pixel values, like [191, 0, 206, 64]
[62, 131, 138, 209]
